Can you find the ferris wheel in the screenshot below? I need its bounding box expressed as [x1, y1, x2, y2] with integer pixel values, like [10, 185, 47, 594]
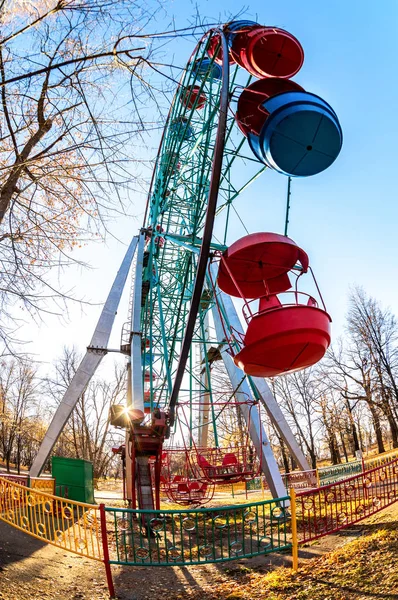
[30, 21, 342, 512]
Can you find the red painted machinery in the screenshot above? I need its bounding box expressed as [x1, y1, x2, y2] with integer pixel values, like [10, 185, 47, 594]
[217, 232, 331, 377]
[129, 409, 168, 511]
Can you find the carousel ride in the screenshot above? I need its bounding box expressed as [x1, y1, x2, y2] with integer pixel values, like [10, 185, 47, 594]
[30, 20, 342, 513]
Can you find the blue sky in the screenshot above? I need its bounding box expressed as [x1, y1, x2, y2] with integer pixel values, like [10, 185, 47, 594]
[22, 0, 398, 373]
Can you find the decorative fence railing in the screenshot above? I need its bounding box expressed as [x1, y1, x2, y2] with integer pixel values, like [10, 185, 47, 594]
[0, 477, 102, 561]
[1, 457, 398, 598]
[364, 449, 398, 471]
[105, 497, 291, 567]
[0, 473, 28, 486]
[0, 473, 55, 494]
[283, 469, 317, 490]
[317, 460, 363, 486]
[243, 472, 317, 492]
[294, 457, 398, 545]
[283, 448, 398, 490]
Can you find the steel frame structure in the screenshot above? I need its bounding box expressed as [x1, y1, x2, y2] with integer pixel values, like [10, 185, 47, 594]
[32, 27, 313, 503]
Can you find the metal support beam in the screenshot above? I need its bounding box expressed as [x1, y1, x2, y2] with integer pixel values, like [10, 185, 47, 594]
[198, 312, 210, 447]
[30, 237, 139, 477]
[125, 359, 133, 502]
[130, 233, 145, 414]
[249, 377, 311, 472]
[211, 288, 287, 499]
[209, 264, 311, 472]
[126, 233, 145, 502]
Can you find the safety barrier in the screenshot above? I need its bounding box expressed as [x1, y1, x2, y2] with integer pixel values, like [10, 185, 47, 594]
[0, 473, 55, 494]
[0, 473, 28, 486]
[105, 496, 291, 567]
[293, 457, 398, 545]
[317, 460, 363, 486]
[1, 457, 398, 598]
[30, 477, 56, 495]
[0, 477, 103, 561]
[284, 450, 398, 489]
[364, 448, 398, 471]
[283, 469, 317, 490]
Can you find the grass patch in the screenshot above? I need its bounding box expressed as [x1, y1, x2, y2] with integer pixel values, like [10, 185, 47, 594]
[188, 505, 398, 600]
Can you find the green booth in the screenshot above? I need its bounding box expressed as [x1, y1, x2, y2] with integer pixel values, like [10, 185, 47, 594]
[52, 456, 95, 503]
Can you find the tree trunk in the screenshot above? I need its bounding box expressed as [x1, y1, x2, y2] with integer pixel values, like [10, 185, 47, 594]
[357, 420, 365, 453]
[340, 431, 349, 462]
[328, 431, 341, 464]
[16, 436, 21, 474]
[381, 404, 398, 448]
[368, 404, 385, 453]
[278, 436, 290, 473]
[344, 397, 360, 455]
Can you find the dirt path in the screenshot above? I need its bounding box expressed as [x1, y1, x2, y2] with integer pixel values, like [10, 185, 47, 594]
[0, 522, 109, 600]
[0, 514, 364, 600]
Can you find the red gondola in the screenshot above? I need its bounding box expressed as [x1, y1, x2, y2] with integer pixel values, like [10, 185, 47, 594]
[238, 26, 304, 79]
[145, 225, 165, 248]
[234, 298, 331, 377]
[144, 371, 156, 383]
[218, 232, 309, 298]
[181, 86, 206, 110]
[206, 22, 304, 80]
[206, 33, 235, 65]
[143, 371, 158, 414]
[161, 449, 214, 506]
[217, 233, 331, 377]
[194, 446, 258, 484]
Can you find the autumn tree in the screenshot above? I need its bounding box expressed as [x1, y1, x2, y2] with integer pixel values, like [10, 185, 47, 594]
[0, 0, 213, 353]
[272, 369, 321, 469]
[0, 357, 41, 471]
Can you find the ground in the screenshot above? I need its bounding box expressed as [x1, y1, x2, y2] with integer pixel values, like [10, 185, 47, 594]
[1, 498, 397, 599]
[1, 472, 398, 599]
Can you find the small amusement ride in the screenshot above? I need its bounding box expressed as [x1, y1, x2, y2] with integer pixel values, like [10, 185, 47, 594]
[30, 20, 342, 514]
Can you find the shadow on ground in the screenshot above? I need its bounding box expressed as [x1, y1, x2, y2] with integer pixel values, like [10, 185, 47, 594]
[0, 520, 46, 567]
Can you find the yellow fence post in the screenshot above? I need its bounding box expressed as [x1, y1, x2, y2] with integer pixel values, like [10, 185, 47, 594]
[316, 467, 320, 487]
[290, 487, 299, 571]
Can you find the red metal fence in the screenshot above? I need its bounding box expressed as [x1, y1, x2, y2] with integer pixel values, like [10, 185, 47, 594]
[295, 457, 398, 544]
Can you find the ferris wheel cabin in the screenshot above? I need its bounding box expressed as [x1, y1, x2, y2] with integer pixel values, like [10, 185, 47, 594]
[218, 233, 331, 377]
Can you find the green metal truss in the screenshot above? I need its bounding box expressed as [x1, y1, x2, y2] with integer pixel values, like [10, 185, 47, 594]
[140, 33, 265, 442]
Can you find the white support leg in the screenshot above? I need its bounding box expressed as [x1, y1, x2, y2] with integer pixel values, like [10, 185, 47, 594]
[126, 233, 146, 502]
[130, 233, 145, 414]
[210, 264, 310, 472]
[30, 237, 139, 477]
[125, 359, 133, 502]
[250, 377, 311, 472]
[211, 296, 287, 499]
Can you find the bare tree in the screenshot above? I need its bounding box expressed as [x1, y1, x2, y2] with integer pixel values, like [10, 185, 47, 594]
[272, 370, 321, 469]
[0, 357, 40, 471]
[0, 0, 216, 353]
[347, 287, 398, 446]
[45, 346, 126, 478]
